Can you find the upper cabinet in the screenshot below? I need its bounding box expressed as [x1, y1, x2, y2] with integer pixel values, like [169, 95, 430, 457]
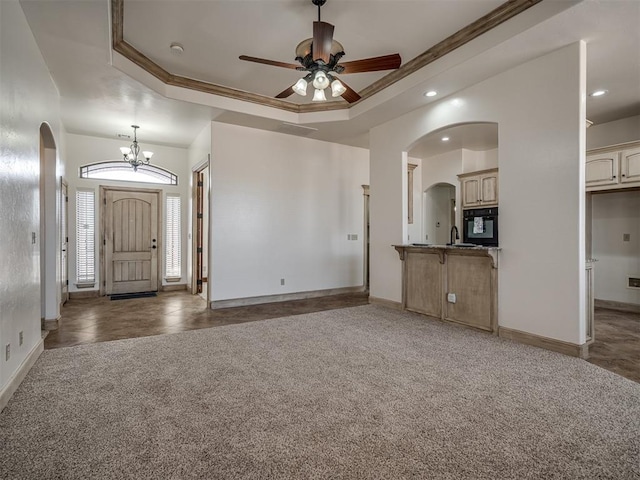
[458, 168, 499, 208]
[586, 142, 640, 192]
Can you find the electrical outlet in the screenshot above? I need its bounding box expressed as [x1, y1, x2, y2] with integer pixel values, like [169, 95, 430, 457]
[447, 293, 457, 303]
[5, 344, 10, 361]
[19, 331, 23, 346]
[623, 233, 631, 242]
[280, 278, 285, 286]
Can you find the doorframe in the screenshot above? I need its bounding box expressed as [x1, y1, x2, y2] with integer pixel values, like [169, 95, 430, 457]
[60, 177, 69, 308]
[99, 185, 163, 296]
[191, 155, 210, 299]
[362, 184, 370, 292]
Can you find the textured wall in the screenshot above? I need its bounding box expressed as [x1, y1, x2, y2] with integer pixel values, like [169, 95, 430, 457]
[1, 0, 62, 391]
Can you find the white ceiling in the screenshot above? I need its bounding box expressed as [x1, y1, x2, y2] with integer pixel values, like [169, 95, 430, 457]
[408, 123, 498, 159]
[19, 0, 640, 157]
[122, 0, 505, 102]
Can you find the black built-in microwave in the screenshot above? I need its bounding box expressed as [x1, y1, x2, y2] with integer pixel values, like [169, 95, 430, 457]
[463, 207, 498, 247]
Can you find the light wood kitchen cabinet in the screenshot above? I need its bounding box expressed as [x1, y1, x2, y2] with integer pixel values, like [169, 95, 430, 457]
[458, 168, 499, 208]
[394, 245, 499, 333]
[586, 142, 640, 192]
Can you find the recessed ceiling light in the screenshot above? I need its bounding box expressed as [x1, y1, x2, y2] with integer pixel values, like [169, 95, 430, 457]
[424, 91, 438, 97]
[589, 89, 608, 97]
[441, 136, 450, 142]
[170, 42, 184, 54]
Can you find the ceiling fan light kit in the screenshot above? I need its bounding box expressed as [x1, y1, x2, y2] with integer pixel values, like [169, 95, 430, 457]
[239, 0, 401, 104]
[312, 88, 327, 102]
[292, 78, 308, 96]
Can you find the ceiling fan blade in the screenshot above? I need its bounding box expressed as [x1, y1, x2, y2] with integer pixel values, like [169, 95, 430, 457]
[239, 55, 300, 70]
[339, 54, 402, 74]
[313, 21, 334, 64]
[334, 77, 361, 104]
[275, 85, 295, 99]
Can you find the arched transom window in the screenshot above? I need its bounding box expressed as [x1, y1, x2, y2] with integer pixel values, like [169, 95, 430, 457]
[79, 161, 178, 185]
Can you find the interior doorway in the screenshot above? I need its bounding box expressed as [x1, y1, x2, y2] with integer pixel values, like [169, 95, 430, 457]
[60, 179, 69, 307]
[39, 123, 59, 326]
[423, 183, 456, 245]
[192, 157, 210, 301]
[362, 185, 370, 291]
[100, 186, 161, 295]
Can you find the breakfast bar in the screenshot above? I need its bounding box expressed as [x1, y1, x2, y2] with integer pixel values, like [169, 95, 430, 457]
[393, 244, 499, 333]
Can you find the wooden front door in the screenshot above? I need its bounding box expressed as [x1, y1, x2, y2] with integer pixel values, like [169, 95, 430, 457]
[103, 188, 160, 295]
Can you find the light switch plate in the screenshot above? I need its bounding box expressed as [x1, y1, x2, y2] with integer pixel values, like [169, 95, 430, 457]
[447, 293, 457, 303]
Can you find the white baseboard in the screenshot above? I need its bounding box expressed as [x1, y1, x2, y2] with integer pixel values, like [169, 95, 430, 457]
[0, 338, 44, 412]
[210, 286, 366, 309]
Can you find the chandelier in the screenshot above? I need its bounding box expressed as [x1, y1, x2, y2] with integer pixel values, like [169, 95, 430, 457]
[120, 125, 153, 171]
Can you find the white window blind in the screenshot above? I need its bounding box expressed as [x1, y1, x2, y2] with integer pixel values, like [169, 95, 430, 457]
[165, 195, 181, 278]
[76, 190, 95, 284]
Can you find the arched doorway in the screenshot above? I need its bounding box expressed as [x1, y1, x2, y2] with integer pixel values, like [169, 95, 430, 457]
[407, 122, 499, 245]
[39, 123, 60, 329]
[423, 183, 456, 245]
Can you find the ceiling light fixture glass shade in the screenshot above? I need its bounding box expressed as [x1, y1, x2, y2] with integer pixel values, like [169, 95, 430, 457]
[330, 79, 346, 97]
[120, 125, 153, 172]
[292, 78, 308, 96]
[312, 88, 327, 102]
[312, 71, 330, 90]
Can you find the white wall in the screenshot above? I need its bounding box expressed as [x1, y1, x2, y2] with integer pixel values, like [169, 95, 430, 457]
[209, 122, 369, 301]
[462, 148, 498, 173]
[587, 115, 640, 150]
[64, 133, 190, 291]
[0, 0, 63, 395]
[592, 191, 640, 305]
[370, 42, 586, 344]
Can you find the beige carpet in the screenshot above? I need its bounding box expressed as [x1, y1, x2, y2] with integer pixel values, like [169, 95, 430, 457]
[1, 305, 639, 479]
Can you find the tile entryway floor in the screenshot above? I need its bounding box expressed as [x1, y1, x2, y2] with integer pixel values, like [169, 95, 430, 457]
[45, 291, 369, 349]
[587, 307, 640, 383]
[46, 292, 639, 383]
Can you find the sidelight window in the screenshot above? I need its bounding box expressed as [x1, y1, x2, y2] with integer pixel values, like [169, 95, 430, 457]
[76, 189, 95, 286]
[165, 195, 181, 279]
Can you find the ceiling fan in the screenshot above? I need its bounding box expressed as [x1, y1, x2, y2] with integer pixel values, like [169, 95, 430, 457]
[239, 0, 402, 104]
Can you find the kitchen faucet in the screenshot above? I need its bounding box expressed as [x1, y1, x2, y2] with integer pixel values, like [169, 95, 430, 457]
[450, 225, 459, 245]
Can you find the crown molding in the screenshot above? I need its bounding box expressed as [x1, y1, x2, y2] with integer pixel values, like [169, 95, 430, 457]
[111, 0, 542, 113]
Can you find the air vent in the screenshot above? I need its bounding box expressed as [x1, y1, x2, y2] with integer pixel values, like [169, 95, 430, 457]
[628, 276, 640, 289]
[276, 123, 318, 137]
[116, 133, 131, 139]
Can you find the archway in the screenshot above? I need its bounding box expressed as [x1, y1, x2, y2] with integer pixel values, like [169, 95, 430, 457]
[423, 183, 456, 245]
[407, 122, 498, 245]
[39, 123, 60, 329]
